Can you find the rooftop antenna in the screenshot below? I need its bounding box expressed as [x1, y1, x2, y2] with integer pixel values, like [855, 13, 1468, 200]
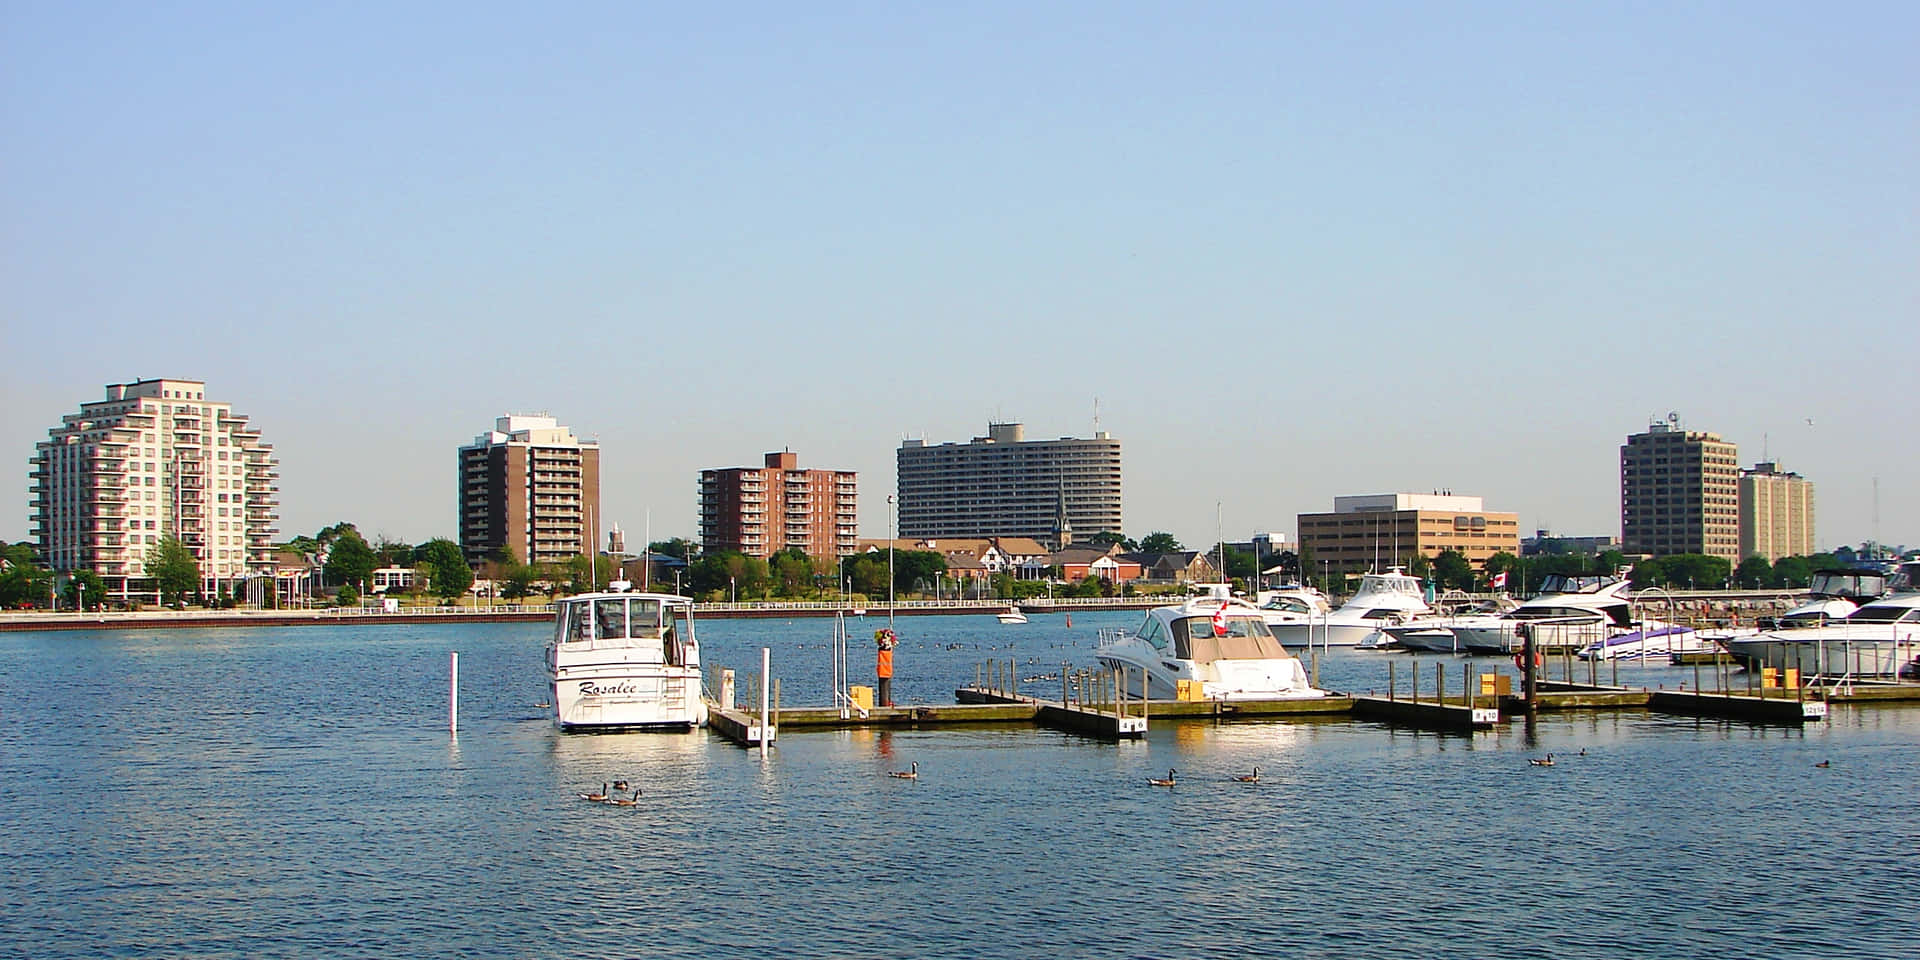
[1093, 396, 1102, 434]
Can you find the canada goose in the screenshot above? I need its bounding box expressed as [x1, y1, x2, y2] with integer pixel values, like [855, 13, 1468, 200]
[578, 782, 610, 802]
[1232, 768, 1260, 783]
[1528, 755, 1555, 767]
[607, 789, 641, 806]
[612, 780, 630, 792]
[1814, 760, 1830, 769]
[1148, 768, 1177, 787]
[888, 762, 919, 780]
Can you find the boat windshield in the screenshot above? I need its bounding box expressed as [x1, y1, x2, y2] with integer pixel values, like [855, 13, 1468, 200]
[1809, 571, 1887, 598]
[1171, 616, 1290, 662]
[1538, 575, 1617, 595]
[1845, 605, 1920, 624]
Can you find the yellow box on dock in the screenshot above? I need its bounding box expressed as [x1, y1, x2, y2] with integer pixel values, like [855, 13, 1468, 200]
[849, 685, 874, 711]
[1176, 679, 1205, 701]
[1785, 668, 1800, 688]
[1479, 673, 1511, 696]
[1761, 667, 1779, 688]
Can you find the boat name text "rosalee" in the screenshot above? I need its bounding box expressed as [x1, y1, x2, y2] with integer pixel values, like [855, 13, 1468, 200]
[578, 680, 641, 698]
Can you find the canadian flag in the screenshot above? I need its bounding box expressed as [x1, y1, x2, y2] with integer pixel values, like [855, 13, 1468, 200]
[1211, 605, 1228, 636]
[1490, 571, 1509, 589]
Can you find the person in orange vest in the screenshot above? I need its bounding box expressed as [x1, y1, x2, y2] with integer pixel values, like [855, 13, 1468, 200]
[874, 627, 897, 706]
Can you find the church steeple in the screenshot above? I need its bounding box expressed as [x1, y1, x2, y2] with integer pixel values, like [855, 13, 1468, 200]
[1052, 478, 1074, 550]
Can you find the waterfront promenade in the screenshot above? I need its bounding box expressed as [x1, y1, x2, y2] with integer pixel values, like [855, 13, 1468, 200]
[0, 596, 1165, 631]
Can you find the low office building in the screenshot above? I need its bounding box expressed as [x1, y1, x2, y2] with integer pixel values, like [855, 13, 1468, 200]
[1297, 493, 1520, 576]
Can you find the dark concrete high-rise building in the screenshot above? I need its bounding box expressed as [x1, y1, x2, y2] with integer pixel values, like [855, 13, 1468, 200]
[458, 415, 600, 567]
[1620, 415, 1740, 561]
[896, 422, 1121, 548]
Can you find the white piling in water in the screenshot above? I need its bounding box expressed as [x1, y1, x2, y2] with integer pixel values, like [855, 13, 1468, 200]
[449, 651, 459, 734]
[759, 646, 771, 761]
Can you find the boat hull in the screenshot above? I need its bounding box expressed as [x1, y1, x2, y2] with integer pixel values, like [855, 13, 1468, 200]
[551, 666, 707, 731]
[1095, 649, 1326, 701]
[1721, 631, 1920, 678]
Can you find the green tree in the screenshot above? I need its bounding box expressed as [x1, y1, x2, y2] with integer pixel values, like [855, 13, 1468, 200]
[892, 550, 948, 594]
[2, 541, 38, 566]
[324, 529, 378, 591]
[770, 548, 816, 597]
[840, 553, 889, 597]
[0, 561, 53, 609]
[62, 569, 107, 610]
[1138, 532, 1183, 554]
[145, 536, 201, 606]
[1483, 552, 1520, 577]
[1431, 550, 1475, 591]
[1596, 550, 1627, 575]
[1735, 555, 1774, 589]
[1406, 552, 1434, 581]
[418, 538, 474, 601]
[374, 536, 415, 568]
[1213, 544, 1257, 580]
[1770, 555, 1812, 589]
[335, 583, 360, 607]
[1086, 530, 1138, 551]
[501, 564, 536, 600]
[648, 538, 698, 561]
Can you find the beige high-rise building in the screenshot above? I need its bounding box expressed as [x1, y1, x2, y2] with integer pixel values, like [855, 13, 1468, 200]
[1296, 493, 1520, 576]
[459, 415, 600, 568]
[700, 451, 857, 561]
[1739, 462, 1815, 562]
[30, 378, 280, 600]
[1620, 417, 1740, 561]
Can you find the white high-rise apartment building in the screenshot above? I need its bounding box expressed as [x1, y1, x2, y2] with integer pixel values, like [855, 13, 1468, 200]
[30, 378, 280, 599]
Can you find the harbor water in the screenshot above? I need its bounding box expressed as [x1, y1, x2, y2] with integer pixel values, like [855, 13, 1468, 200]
[3, 613, 1915, 959]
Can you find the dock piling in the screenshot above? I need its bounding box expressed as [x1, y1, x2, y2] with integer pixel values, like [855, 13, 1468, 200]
[759, 647, 771, 761]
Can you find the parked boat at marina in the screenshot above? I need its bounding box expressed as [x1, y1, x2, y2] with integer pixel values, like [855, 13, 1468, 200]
[1096, 593, 1327, 701]
[1268, 568, 1433, 648]
[547, 587, 708, 731]
[1253, 584, 1332, 629]
[997, 605, 1029, 624]
[1441, 575, 1637, 655]
[1721, 566, 1920, 679]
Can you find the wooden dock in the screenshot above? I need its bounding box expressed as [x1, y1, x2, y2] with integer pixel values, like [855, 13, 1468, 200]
[1648, 689, 1828, 723]
[1352, 695, 1499, 731]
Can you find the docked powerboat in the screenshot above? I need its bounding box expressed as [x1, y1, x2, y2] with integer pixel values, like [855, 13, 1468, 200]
[1268, 567, 1434, 648]
[1721, 565, 1920, 678]
[1577, 623, 1718, 662]
[1703, 567, 1895, 667]
[1096, 592, 1327, 701]
[1442, 575, 1637, 655]
[1383, 597, 1520, 653]
[1253, 583, 1333, 629]
[997, 605, 1029, 624]
[547, 588, 708, 731]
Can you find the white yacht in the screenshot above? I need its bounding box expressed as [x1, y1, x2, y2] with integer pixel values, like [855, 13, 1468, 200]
[1721, 564, 1920, 678]
[1096, 592, 1327, 701]
[547, 588, 708, 731]
[997, 605, 1029, 624]
[1253, 583, 1333, 629]
[1442, 575, 1637, 655]
[1267, 568, 1433, 647]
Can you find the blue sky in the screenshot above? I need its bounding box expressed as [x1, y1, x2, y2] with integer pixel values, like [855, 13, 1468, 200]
[4, 2, 1913, 551]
